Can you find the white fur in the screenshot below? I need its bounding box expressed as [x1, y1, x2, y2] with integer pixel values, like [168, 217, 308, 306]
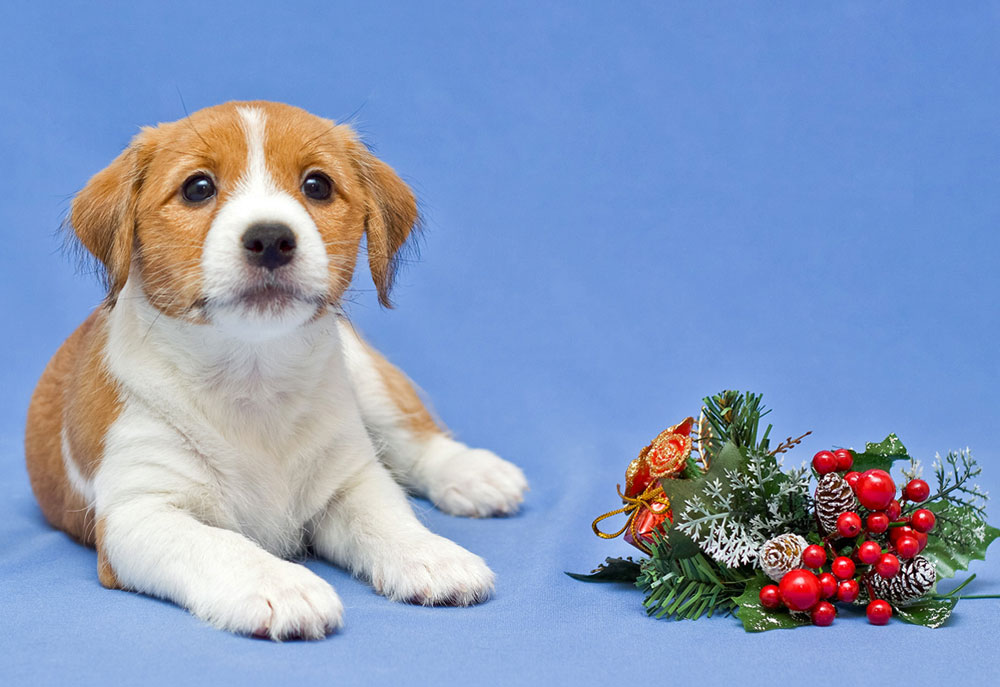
[60, 426, 95, 504]
[339, 321, 528, 517]
[201, 107, 330, 340]
[87, 108, 527, 639]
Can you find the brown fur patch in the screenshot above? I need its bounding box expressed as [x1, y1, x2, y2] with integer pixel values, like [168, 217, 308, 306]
[24, 309, 122, 547]
[70, 101, 418, 317]
[95, 518, 123, 589]
[360, 336, 442, 438]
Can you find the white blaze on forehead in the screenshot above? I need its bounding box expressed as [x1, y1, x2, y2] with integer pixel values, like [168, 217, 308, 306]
[236, 106, 277, 194]
[200, 105, 331, 339]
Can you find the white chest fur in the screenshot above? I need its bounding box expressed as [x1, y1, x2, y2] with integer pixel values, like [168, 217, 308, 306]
[96, 278, 376, 556]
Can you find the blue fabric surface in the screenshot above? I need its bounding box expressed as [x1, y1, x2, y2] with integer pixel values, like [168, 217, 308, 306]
[2, 2, 999, 685]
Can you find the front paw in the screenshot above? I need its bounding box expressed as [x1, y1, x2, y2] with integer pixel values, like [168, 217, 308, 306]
[195, 558, 344, 640]
[426, 447, 529, 517]
[370, 534, 495, 606]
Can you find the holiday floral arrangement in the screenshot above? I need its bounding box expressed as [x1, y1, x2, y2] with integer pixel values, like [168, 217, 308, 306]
[570, 391, 998, 630]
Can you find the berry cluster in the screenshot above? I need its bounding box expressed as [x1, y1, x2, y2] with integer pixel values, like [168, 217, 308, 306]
[758, 448, 936, 626]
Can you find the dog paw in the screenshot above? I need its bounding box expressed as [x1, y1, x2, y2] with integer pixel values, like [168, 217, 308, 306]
[197, 558, 344, 640]
[426, 446, 528, 517]
[370, 534, 495, 606]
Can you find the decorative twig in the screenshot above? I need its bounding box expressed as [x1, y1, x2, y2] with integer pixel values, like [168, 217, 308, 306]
[769, 431, 813, 457]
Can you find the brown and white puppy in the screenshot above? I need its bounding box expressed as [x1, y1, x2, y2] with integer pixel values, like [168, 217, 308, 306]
[24, 101, 527, 640]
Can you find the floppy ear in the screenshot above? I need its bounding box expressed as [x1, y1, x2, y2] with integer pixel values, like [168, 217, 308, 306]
[351, 144, 418, 308]
[70, 129, 152, 300]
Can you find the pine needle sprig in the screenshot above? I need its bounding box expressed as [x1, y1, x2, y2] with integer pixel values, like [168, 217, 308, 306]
[913, 449, 988, 518]
[700, 391, 773, 459]
[637, 537, 751, 620]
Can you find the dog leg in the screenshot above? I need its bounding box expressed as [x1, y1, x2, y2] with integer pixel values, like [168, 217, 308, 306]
[96, 425, 343, 639]
[100, 497, 344, 639]
[338, 320, 528, 517]
[311, 459, 495, 604]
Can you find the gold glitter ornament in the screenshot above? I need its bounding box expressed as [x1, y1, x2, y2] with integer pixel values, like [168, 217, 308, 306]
[758, 533, 809, 582]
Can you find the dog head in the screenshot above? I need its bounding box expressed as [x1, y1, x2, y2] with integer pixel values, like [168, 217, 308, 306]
[70, 101, 417, 337]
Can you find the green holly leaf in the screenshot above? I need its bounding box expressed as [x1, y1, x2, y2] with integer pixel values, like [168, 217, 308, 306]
[565, 557, 643, 583]
[658, 441, 745, 558]
[849, 433, 910, 474]
[733, 573, 809, 632]
[921, 503, 1000, 579]
[865, 433, 908, 457]
[894, 597, 958, 628]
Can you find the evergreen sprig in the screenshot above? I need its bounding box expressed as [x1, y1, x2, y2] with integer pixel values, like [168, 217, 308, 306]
[665, 441, 813, 569]
[923, 448, 988, 518]
[700, 390, 773, 460]
[637, 537, 750, 620]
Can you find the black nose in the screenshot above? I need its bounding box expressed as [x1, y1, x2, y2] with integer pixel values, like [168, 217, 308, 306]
[242, 223, 297, 270]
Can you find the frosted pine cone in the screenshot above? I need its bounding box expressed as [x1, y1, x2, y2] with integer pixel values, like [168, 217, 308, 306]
[869, 555, 936, 605]
[814, 473, 857, 536]
[758, 533, 809, 582]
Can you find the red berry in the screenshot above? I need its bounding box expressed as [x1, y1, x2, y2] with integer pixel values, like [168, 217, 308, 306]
[844, 471, 861, 488]
[887, 499, 902, 521]
[866, 599, 893, 625]
[818, 572, 838, 598]
[875, 553, 900, 578]
[855, 470, 897, 511]
[779, 569, 822, 611]
[866, 512, 890, 534]
[811, 601, 836, 626]
[895, 535, 920, 559]
[812, 451, 838, 475]
[890, 525, 928, 553]
[759, 584, 783, 609]
[910, 508, 936, 533]
[857, 540, 882, 565]
[833, 448, 853, 471]
[802, 545, 827, 569]
[837, 579, 860, 603]
[831, 556, 856, 580]
[904, 479, 930, 503]
[836, 511, 863, 538]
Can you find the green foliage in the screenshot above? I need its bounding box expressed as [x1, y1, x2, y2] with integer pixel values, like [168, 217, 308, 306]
[637, 540, 748, 620]
[922, 502, 1000, 579]
[922, 449, 989, 517]
[565, 557, 642, 583]
[915, 448, 998, 578]
[894, 597, 957, 629]
[659, 441, 745, 559]
[848, 433, 910, 475]
[660, 441, 812, 568]
[733, 573, 810, 632]
[700, 390, 773, 460]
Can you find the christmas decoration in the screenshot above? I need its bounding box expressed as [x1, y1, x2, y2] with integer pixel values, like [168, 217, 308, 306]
[814, 473, 857, 536]
[810, 601, 836, 626]
[759, 534, 808, 582]
[866, 599, 893, 625]
[590, 418, 695, 555]
[868, 555, 936, 605]
[570, 390, 1000, 631]
[801, 545, 826, 569]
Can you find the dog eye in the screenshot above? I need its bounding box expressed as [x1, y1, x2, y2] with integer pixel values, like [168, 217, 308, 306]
[301, 172, 334, 201]
[181, 174, 216, 203]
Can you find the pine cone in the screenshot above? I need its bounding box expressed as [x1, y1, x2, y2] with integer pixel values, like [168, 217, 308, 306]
[814, 473, 857, 535]
[869, 555, 936, 605]
[758, 533, 809, 582]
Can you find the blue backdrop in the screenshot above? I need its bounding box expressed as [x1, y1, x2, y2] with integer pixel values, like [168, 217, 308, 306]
[2, 2, 998, 685]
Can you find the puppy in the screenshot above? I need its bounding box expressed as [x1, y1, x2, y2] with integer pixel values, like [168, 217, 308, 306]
[24, 101, 528, 639]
